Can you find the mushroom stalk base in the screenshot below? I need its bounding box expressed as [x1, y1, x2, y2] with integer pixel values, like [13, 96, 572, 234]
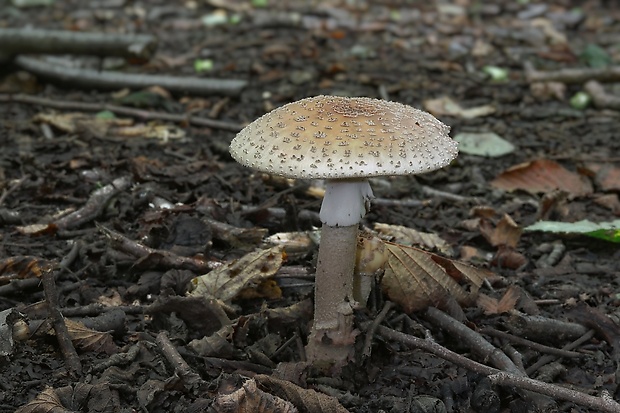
[306, 224, 359, 366]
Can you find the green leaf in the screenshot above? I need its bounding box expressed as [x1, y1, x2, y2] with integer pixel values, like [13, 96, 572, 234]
[453, 132, 515, 157]
[579, 44, 611, 68]
[525, 219, 620, 243]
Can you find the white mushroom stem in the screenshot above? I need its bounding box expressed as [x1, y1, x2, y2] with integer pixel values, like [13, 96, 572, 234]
[319, 179, 374, 227]
[307, 179, 374, 365]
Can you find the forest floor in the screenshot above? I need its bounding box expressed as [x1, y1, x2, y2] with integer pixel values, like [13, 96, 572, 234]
[1, 1, 620, 412]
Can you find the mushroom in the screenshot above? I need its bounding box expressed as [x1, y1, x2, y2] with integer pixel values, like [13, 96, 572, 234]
[229, 95, 458, 366]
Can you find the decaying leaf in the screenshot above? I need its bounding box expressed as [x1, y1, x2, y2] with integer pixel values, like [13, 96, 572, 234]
[64, 319, 119, 355]
[255, 374, 350, 413]
[0, 256, 55, 286]
[479, 213, 522, 248]
[188, 324, 235, 357]
[209, 378, 298, 413]
[374, 222, 454, 256]
[476, 285, 521, 315]
[453, 132, 515, 157]
[582, 162, 620, 191]
[423, 96, 496, 119]
[190, 246, 285, 303]
[382, 243, 489, 313]
[16, 383, 120, 413]
[491, 159, 593, 197]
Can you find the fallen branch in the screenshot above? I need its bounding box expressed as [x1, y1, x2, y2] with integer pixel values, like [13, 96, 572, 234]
[53, 176, 132, 230]
[371, 324, 620, 413]
[0, 93, 243, 131]
[524, 61, 620, 84]
[584, 80, 620, 110]
[0, 28, 157, 60]
[14, 56, 247, 96]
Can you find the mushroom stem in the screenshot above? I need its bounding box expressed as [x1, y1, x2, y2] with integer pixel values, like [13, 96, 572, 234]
[307, 223, 358, 363]
[307, 178, 375, 365]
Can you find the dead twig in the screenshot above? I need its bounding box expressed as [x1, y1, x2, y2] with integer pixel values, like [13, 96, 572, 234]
[0, 93, 243, 132]
[371, 324, 620, 413]
[362, 301, 394, 358]
[14, 56, 247, 96]
[526, 329, 596, 376]
[480, 327, 582, 358]
[0, 28, 157, 60]
[156, 331, 204, 386]
[423, 307, 554, 410]
[524, 61, 620, 84]
[98, 224, 216, 273]
[584, 80, 620, 110]
[53, 176, 132, 230]
[488, 372, 620, 413]
[41, 268, 82, 374]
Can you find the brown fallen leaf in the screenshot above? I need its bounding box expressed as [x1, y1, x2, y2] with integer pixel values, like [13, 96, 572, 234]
[476, 285, 521, 315]
[479, 213, 522, 248]
[490, 159, 593, 197]
[581, 162, 620, 191]
[0, 256, 55, 285]
[190, 245, 285, 303]
[255, 374, 350, 413]
[209, 378, 297, 413]
[374, 222, 454, 256]
[16, 383, 120, 413]
[64, 319, 119, 355]
[381, 242, 489, 313]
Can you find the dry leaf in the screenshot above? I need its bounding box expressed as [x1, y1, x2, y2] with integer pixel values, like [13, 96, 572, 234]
[209, 379, 297, 413]
[479, 214, 522, 248]
[477, 285, 521, 315]
[374, 222, 454, 256]
[582, 162, 620, 191]
[423, 96, 496, 119]
[0, 256, 55, 285]
[491, 159, 593, 197]
[255, 374, 350, 413]
[190, 246, 284, 303]
[16, 383, 119, 413]
[64, 319, 119, 355]
[381, 243, 489, 313]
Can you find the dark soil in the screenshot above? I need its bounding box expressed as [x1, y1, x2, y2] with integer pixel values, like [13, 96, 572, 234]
[1, 1, 619, 412]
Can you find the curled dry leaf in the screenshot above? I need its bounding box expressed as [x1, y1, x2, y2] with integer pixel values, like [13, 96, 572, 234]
[582, 162, 620, 191]
[209, 378, 298, 413]
[490, 159, 593, 197]
[0, 256, 55, 285]
[63, 319, 119, 355]
[374, 222, 454, 256]
[16, 383, 120, 413]
[255, 374, 350, 413]
[382, 242, 489, 313]
[479, 213, 522, 248]
[190, 245, 285, 303]
[476, 285, 522, 315]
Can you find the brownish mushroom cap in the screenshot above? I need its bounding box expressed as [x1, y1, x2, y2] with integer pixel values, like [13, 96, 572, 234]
[229, 95, 458, 180]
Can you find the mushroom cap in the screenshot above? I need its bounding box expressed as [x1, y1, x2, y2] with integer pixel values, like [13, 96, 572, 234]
[229, 95, 458, 179]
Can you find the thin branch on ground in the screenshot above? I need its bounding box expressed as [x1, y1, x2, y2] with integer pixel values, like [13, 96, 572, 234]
[370, 324, 620, 413]
[41, 268, 82, 374]
[524, 61, 620, 84]
[0, 93, 243, 132]
[526, 330, 596, 376]
[362, 301, 394, 358]
[479, 327, 582, 358]
[156, 331, 204, 386]
[584, 80, 620, 110]
[423, 307, 554, 409]
[14, 56, 247, 96]
[53, 176, 132, 230]
[0, 28, 157, 60]
[98, 224, 217, 273]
